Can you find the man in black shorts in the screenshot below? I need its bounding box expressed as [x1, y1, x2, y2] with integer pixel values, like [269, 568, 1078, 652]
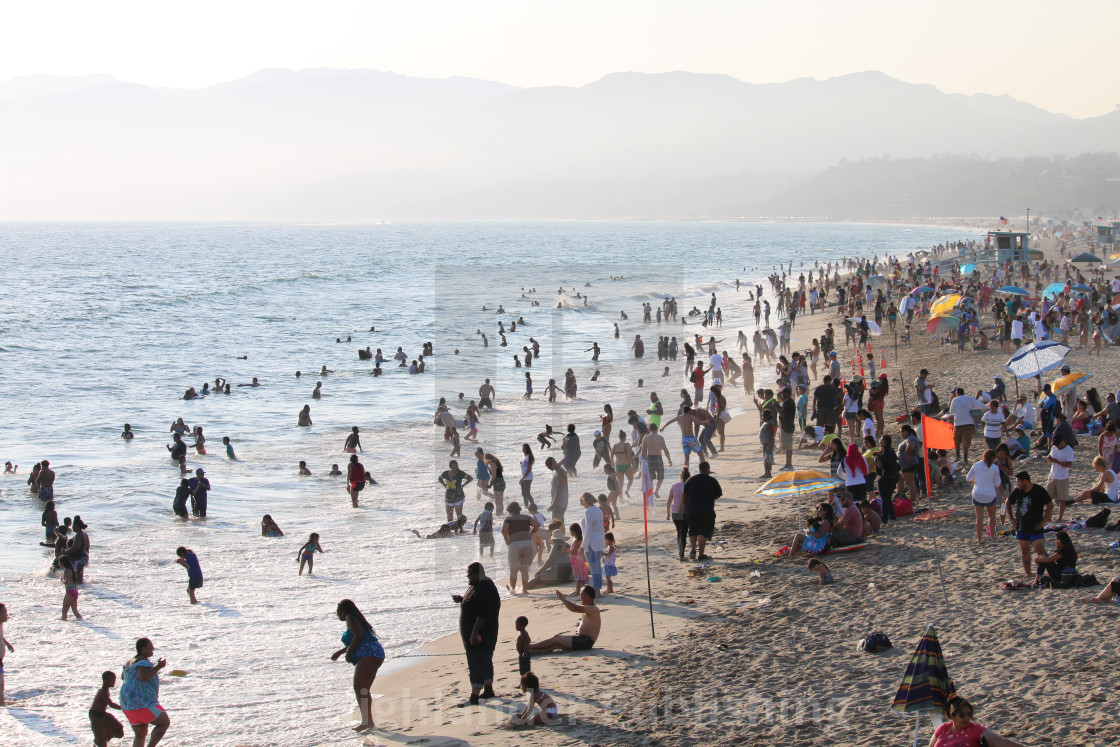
[529, 587, 601, 652]
[683, 461, 722, 560]
[813, 376, 838, 429]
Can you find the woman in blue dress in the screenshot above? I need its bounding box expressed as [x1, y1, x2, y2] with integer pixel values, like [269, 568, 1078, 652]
[120, 637, 170, 746]
[331, 599, 386, 732]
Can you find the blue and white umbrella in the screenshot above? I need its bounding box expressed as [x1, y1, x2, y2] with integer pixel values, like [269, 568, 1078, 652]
[1006, 340, 1071, 380]
[1072, 283, 1092, 292]
[959, 263, 976, 275]
[997, 285, 1030, 296]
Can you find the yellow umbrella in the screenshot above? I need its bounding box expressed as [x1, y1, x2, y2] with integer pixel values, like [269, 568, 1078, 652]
[929, 294, 964, 318]
[1050, 371, 1091, 397]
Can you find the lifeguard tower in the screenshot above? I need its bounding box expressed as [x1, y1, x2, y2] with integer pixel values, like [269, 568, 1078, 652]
[988, 231, 1030, 263]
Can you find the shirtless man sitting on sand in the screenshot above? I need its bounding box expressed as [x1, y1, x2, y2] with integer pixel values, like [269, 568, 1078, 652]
[528, 587, 600, 652]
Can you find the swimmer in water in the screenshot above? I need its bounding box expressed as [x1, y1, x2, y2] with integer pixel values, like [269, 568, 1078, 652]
[236, 377, 260, 387]
[4, 461, 17, 474]
[409, 515, 468, 538]
[662, 366, 671, 377]
[261, 514, 284, 537]
[373, 363, 382, 376]
[298, 405, 312, 427]
[223, 437, 236, 459]
[297, 533, 323, 575]
[344, 426, 362, 453]
[590, 370, 600, 381]
[320, 366, 333, 376]
[329, 464, 342, 476]
[299, 461, 312, 476]
[585, 342, 600, 361]
[191, 427, 206, 454]
[312, 382, 322, 399]
[120, 424, 134, 440]
[296, 370, 302, 378]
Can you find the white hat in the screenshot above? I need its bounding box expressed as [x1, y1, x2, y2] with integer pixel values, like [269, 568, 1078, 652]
[993, 374, 1003, 380]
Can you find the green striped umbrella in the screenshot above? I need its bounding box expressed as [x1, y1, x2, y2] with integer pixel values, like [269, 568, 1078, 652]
[893, 625, 957, 745]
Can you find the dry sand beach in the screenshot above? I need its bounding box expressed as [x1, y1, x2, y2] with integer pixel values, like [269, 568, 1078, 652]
[361, 229, 1120, 747]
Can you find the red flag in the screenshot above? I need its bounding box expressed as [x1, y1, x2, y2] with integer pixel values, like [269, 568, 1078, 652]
[922, 415, 955, 450]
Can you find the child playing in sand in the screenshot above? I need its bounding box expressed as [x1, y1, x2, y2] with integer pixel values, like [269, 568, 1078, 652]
[808, 558, 833, 585]
[297, 533, 323, 575]
[901, 325, 911, 346]
[411, 515, 468, 539]
[515, 616, 532, 675]
[89, 670, 124, 746]
[799, 425, 824, 449]
[60, 556, 82, 620]
[473, 502, 495, 557]
[603, 532, 618, 594]
[0, 602, 12, 705]
[568, 524, 588, 596]
[511, 672, 561, 726]
[175, 546, 204, 603]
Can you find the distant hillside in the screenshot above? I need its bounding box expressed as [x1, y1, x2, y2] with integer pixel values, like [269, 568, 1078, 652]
[763, 153, 1120, 219]
[0, 68, 1117, 219]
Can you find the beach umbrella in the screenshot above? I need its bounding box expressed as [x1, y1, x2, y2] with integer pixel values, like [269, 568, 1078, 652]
[892, 625, 957, 747]
[925, 314, 961, 334]
[757, 469, 843, 529]
[1005, 340, 1070, 379]
[959, 263, 976, 275]
[929, 294, 964, 317]
[996, 285, 1029, 296]
[1050, 371, 1091, 397]
[1072, 283, 1092, 292]
[1071, 252, 1103, 263]
[866, 274, 888, 289]
[846, 317, 883, 335]
[909, 285, 935, 295]
[1041, 282, 1066, 300]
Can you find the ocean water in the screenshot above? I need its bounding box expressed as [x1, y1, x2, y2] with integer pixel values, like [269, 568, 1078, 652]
[0, 221, 977, 745]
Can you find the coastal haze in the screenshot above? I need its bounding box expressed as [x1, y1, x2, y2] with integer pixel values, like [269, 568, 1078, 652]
[1, 69, 1119, 220]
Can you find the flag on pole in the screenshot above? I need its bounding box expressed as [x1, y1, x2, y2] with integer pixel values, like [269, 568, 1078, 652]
[921, 416, 955, 498]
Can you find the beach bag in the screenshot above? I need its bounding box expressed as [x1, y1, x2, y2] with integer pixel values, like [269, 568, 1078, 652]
[893, 497, 914, 517]
[1086, 509, 1111, 529]
[858, 632, 892, 653]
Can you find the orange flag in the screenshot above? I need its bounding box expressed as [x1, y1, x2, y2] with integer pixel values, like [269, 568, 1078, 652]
[922, 415, 955, 450]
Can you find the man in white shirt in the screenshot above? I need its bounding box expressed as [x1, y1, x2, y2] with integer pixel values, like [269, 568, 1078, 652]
[1008, 396, 1036, 431]
[580, 493, 606, 591]
[944, 388, 979, 462]
[980, 399, 1008, 449]
[1011, 316, 1025, 347]
[1046, 434, 1075, 520]
[708, 351, 724, 385]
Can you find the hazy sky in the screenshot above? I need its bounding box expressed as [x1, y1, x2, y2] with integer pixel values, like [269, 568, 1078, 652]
[3, 0, 1117, 118]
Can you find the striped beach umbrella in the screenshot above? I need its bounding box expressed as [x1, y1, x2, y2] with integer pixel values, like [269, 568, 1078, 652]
[757, 469, 843, 529]
[925, 313, 961, 334]
[909, 285, 935, 295]
[893, 625, 957, 746]
[929, 294, 964, 317]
